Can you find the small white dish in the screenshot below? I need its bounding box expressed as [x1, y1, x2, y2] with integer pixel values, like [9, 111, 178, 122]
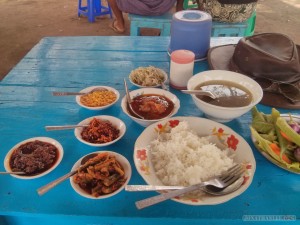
[76, 86, 120, 110]
[70, 151, 132, 199]
[121, 88, 180, 127]
[74, 115, 126, 147]
[129, 67, 168, 88]
[4, 137, 64, 179]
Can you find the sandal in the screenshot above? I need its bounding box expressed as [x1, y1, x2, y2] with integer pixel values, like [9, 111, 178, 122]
[109, 20, 125, 34]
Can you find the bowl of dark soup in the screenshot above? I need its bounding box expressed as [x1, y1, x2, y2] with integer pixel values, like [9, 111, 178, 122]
[187, 70, 263, 122]
[121, 88, 180, 127]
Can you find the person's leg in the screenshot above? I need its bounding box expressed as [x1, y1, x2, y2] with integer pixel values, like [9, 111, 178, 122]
[176, 0, 184, 11]
[107, 0, 125, 32]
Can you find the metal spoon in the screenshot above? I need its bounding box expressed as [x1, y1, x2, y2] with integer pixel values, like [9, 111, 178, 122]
[125, 176, 243, 196]
[160, 81, 168, 91]
[52, 87, 108, 96]
[0, 171, 26, 175]
[37, 153, 99, 196]
[123, 78, 145, 119]
[45, 124, 88, 131]
[181, 90, 217, 99]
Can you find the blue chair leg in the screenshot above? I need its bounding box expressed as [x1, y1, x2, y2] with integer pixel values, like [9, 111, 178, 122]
[78, 0, 81, 17]
[95, 0, 100, 14]
[78, 0, 112, 22]
[87, 0, 95, 23]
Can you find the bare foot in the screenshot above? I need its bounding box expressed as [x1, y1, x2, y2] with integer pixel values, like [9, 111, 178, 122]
[109, 19, 125, 33]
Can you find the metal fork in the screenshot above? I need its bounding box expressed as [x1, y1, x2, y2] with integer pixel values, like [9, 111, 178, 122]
[135, 164, 245, 209]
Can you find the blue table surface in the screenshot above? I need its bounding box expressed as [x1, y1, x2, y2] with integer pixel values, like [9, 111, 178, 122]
[0, 36, 299, 225]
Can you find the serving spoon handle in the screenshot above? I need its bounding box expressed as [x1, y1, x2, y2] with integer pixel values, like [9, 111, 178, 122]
[37, 171, 77, 196]
[181, 90, 217, 99]
[45, 125, 88, 131]
[52, 92, 85, 96]
[0, 171, 26, 175]
[52, 87, 108, 96]
[37, 153, 99, 196]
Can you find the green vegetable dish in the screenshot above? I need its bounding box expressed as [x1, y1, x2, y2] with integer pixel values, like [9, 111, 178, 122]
[250, 106, 300, 173]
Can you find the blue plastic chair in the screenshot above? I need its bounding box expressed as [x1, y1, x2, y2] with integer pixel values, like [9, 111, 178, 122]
[78, 0, 112, 23]
[128, 12, 173, 36]
[211, 11, 256, 37]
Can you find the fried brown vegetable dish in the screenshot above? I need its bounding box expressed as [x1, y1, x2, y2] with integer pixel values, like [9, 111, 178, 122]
[73, 152, 127, 197]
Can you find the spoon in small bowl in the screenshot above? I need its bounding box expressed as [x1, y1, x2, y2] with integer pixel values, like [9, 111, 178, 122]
[181, 90, 217, 99]
[52, 87, 108, 96]
[37, 153, 99, 196]
[0, 171, 26, 175]
[123, 78, 145, 119]
[45, 124, 88, 131]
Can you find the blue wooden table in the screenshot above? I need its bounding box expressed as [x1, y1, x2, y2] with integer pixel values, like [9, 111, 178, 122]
[0, 36, 299, 225]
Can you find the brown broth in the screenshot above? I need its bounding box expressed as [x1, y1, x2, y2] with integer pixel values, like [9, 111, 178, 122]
[129, 94, 174, 120]
[195, 80, 252, 107]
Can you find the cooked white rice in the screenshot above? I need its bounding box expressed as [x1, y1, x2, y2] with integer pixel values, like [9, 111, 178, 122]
[150, 121, 235, 186]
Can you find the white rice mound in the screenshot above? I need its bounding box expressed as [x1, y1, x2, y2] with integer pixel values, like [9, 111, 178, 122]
[150, 121, 235, 186]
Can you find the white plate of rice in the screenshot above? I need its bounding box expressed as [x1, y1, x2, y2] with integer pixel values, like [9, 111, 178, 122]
[133, 116, 256, 205]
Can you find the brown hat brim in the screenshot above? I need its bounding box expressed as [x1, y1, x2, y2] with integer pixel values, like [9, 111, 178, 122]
[207, 44, 300, 110]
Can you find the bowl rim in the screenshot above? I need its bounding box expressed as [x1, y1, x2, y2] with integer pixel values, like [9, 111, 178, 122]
[4, 137, 64, 179]
[70, 150, 132, 199]
[120, 88, 180, 122]
[128, 67, 168, 88]
[187, 70, 263, 110]
[75, 85, 120, 110]
[74, 115, 126, 147]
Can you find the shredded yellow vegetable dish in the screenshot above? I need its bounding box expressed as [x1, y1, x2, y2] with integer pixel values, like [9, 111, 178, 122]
[129, 66, 165, 87]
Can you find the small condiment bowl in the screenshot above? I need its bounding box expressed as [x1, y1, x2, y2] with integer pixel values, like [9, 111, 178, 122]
[187, 70, 263, 122]
[121, 88, 180, 127]
[70, 151, 132, 199]
[76, 86, 120, 110]
[74, 115, 126, 147]
[4, 137, 64, 179]
[129, 67, 168, 88]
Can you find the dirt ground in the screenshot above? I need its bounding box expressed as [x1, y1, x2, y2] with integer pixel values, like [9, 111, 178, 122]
[0, 0, 299, 80]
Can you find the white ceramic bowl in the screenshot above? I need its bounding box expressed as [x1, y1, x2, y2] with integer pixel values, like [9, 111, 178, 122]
[187, 70, 263, 122]
[129, 67, 168, 88]
[74, 115, 126, 147]
[70, 151, 132, 199]
[76, 86, 120, 110]
[4, 137, 64, 179]
[134, 116, 256, 205]
[121, 88, 180, 127]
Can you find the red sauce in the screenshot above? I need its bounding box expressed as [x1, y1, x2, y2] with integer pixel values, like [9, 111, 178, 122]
[81, 118, 120, 144]
[129, 94, 174, 120]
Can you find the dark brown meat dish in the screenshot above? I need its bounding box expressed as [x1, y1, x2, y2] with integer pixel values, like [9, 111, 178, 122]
[9, 140, 59, 176]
